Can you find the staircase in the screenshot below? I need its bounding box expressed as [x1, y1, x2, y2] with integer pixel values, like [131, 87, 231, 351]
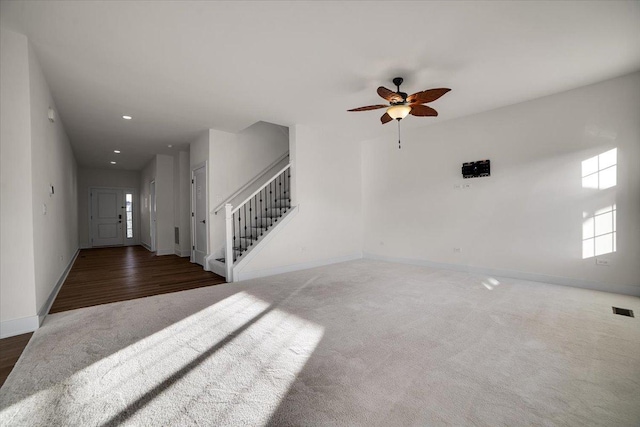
[216, 163, 292, 281]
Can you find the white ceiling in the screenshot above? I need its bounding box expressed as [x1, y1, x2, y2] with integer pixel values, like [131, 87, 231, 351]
[2, 1, 639, 170]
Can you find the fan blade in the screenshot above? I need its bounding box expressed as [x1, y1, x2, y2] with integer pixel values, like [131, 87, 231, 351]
[377, 86, 403, 103]
[407, 88, 451, 104]
[381, 112, 393, 124]
[409, 104, 438, 117]
[347, 104, 388, 112]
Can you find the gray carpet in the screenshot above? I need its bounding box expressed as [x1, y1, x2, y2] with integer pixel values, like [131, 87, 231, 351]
[1, 259, 639, 426]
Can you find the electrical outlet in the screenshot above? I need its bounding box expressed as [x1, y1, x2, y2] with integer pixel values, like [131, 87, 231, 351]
[596, 258, 610, 266]
[453, 248, 462, 253]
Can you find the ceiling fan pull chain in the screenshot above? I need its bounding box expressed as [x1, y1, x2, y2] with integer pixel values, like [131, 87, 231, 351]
[398, 120, 401, 149]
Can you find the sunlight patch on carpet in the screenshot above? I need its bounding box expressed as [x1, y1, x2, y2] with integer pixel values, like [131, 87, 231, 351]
[1, 291, 324, 426]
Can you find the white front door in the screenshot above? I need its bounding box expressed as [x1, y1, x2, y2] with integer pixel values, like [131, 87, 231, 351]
[192, 166, 207, 266]
[91, 188, 124, 247]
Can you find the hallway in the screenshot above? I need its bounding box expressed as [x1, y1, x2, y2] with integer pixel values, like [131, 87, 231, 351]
[50, 246, 226, 313]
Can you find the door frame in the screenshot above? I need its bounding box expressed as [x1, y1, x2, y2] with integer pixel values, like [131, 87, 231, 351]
[150, 180, 157, 252]
[88, 186, 138, 247]
[191, 161, 209, 265]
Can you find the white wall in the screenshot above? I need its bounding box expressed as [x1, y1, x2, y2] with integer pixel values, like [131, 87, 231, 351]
[190, 130, 209, 168]
[173, 154, 180, 254]
[1, 29, 79, 337]
[28, 41, 79, 315]
[234, 124, 363, 278]
[175, 150, 191, 256]
[362, 72, 640, 295]
[140, 157, 156, 249]
[77, 167, 140, 248]
[208, 129, 237, 258]
[0, 29, 37, 332]
[210, 121, 289, 208]
[155, 154, 175, 255]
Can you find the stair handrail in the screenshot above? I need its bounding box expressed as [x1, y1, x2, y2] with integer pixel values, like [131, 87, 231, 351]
[231, 163, 291, 215]
[213, 151, 289, 214]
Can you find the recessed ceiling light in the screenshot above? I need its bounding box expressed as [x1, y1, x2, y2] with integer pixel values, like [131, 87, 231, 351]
[110, 161, 117, 164]
[167, 144, 173, 148]
[122, 115, 132, 120]
[114, 150, 121, 154]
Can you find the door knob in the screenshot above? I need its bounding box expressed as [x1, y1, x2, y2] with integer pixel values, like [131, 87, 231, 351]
[200, 220, 206, 224]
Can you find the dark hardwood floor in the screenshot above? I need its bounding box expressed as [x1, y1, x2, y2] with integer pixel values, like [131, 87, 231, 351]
[50, 246, 226, 313]
[0, 333, 33, 388]
[0, 245, 225, 389]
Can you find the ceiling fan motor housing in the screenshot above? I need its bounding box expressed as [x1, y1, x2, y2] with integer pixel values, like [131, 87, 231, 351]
[392, 77, 408, 104]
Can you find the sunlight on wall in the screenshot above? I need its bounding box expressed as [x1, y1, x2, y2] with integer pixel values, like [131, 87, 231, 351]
[1, 291, 324, 426]
[583, 205, 617, 259]
[582, 148, 617, 189]
[581, 148, 617, 259]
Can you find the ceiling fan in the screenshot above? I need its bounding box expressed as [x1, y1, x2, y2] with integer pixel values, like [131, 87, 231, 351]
[348, 77, 451, 148]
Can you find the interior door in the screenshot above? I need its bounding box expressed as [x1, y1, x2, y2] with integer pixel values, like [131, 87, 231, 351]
[192, 166, 207, 266]
[91, 188, 124, 247]
[150, 181, 157, 252]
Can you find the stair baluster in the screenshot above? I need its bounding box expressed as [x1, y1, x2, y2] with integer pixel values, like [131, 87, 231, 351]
[222, 163, 292, 280]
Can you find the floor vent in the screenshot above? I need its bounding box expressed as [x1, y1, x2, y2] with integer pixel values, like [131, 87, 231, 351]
[612, 307, 634, 317]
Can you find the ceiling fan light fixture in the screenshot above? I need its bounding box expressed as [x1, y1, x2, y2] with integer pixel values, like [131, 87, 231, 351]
[387, 104, 411, 120]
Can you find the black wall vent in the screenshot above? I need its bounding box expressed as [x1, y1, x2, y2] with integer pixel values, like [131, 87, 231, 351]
[612, 307, 634, 317]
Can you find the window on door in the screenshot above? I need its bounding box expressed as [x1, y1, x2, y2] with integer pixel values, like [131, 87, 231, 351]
[125, 193, 134, 239]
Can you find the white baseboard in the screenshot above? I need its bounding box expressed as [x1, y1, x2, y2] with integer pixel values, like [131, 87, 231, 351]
[234, 252, 363, 282]
[176, 249, 191, 258]
[363, 253, 640, 297]
[209, 259, 227, 278]
[0, 316, 40, 339]
[38, 248, 81, 324]
[141, 242, 151, 251]
[1, 248, 81, 339]
[156, 249, 174, 256]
